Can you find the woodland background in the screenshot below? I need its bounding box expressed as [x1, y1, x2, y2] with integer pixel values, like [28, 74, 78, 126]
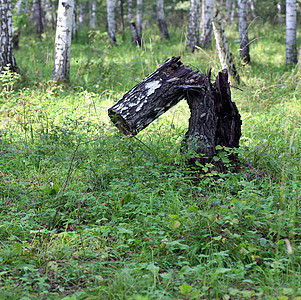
[0, 0, 301, 299]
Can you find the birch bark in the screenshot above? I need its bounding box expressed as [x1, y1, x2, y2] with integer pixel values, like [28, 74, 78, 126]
[107, 0, 116, 43]
[0, 0, 18, 73]
[127, 0, 141, 46]
[78, 2, 85, 25]
[286, 0, 297, 65]
[187, 0, 201, 51]
[89, 0, 96, 29]
[212, 10, 240, 85]
[225, 0, 231, 22]
[249, 0, 256, 19]
[136, 0, 143, 38]
[238, 0, 250, 63]
[52, 0, 74, 82]
[156, 0, 169, 39]
[200, 0, 214, 48]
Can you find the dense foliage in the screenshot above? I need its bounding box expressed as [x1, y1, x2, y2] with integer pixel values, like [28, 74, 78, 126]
[0, 2, 301, 299]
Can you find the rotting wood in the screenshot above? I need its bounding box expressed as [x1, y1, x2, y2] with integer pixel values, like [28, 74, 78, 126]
[108, 56, 203, 137]
[108, 56, 242, 169]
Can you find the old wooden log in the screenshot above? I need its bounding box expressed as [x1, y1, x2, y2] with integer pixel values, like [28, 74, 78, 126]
[108, 57, 241, 170]
[108, 56, 202, 137]
[182, 69, 241, 168]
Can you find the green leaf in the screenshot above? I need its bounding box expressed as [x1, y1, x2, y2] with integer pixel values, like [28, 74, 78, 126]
[168, 220, 181, 229]
[179, 283, 192, 296]
[147, 263, 159, 275]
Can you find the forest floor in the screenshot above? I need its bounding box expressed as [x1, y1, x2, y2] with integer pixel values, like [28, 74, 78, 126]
[0, 22, 301, 299]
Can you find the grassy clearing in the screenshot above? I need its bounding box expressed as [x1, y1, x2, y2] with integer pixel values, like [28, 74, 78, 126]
[0, 21, 301, 299]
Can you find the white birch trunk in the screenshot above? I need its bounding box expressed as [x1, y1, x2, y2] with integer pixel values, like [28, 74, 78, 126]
[238, 0, 250, 63]
[136, 0, 143, 38]
[286, 0, 297, 65]
[212, 10, 240, 84]
[230, 0, 236, 23]
[52, 0, 74, 82]
[89, 0, 97, 29]
[78, 2, 85, 24]
[156, 0, 169, 39]
[200, 0, 205, 32]
[200, 0, 214, 48]
[299, 45, 301, 72]
[249, 0, 256, 19]
[0, 0, 18, 73]
[187, 0, 201, 51]
[72, 0, 77, 38]
[127, 0, 141, 45]
[225, 0, 231, 22]
[107, 0, 116, 43]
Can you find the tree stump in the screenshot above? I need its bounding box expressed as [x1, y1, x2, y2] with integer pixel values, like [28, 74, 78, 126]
[108, 56, 241, 170]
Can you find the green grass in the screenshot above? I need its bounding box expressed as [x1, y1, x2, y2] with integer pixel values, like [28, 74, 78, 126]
[0, 21, 301, 299]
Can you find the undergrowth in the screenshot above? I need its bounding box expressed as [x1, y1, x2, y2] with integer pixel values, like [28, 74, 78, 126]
[0, 21, 300, 299]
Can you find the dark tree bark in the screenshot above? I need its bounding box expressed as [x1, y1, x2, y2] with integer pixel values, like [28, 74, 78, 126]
[108, 57, 241, 170]
[182, 70, 241, 169]
[108, 56, 194, 136]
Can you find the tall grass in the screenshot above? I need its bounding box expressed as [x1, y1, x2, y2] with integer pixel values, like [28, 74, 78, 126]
[0, 21, 300, 299]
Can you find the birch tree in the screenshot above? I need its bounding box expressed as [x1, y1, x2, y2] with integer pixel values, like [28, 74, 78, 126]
[238, 0, 250, 63]
[52, 0, 74, 82]
[186, 0, 201, 51]
[107, 0, 116, 43]
[156, 0, 169, 39]
[127, 0, 141, 46]
[78, 2, 85, 25]
[0, 0, 18, 73]
[136, 0, 143, 38]
[33, 0, 43, 41]
[200, 0, 214, 48]
[286, 0, 297, 65]
[225, 0, 232, 22]
[249, 0, 256, 19]
[213, 10, 240, 84]
[89, 0, 97, 29]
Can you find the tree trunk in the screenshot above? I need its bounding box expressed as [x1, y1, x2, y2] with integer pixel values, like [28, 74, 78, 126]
[212, 10, 240, 85]
[108, 57, 190, 136]
[89, 0, 97, 29]
[120, 0, 125, 40]
[128, 0, 141, 46]
[156, 0, 169, 39]
[0, 0, 18, 74]
[238, 0, 250, 63]
[249, 0, 256, 19]
[136, 0, 143, 38]
[182, 69, 241, 169]
[52, 0, 74, 82]
[225, 0, 231, 22]
[72, 0, 78, 39]
[230, 0, 236, 23]
[186, 0, 201, 51]
[78, 2, 85, 25]
[200, 0, 214, 48]
[108, 57, 241, 170]
[286, 0, 297, 65]
[107, 0, 117, 43]
[33, 0, 43, 41]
